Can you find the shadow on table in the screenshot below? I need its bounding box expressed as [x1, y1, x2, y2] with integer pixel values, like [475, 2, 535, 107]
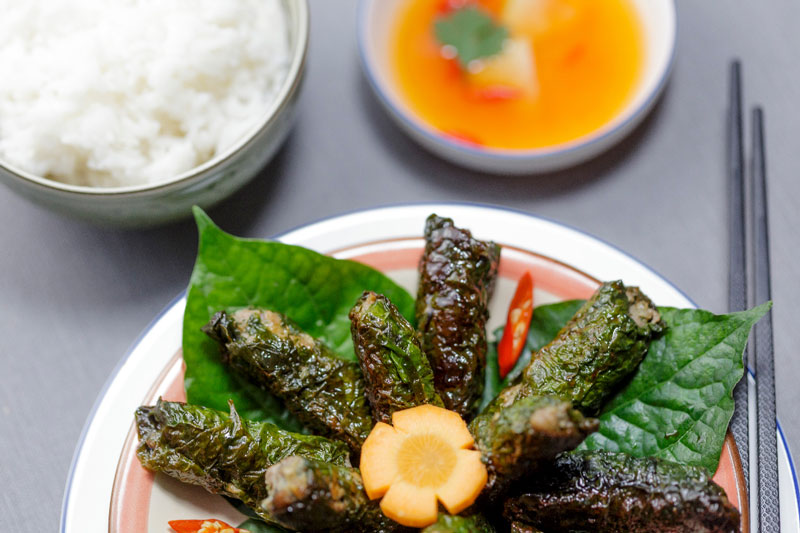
[11, 136, 296, 302]
[356, 74, 669, 201]
[203, 136, 293, 235]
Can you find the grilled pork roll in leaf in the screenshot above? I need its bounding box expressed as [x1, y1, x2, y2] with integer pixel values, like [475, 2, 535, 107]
[416, 214, 501, 418]
[261, 455, 405, 533]
[510, 522, 543, 533]
[421, 513, 496, 532]
[504, 450, 741, 533]
[470, 393, 597, 498]
[350, 291, 444, 423]
[203, 309, 373, 451]
[135, 400, 350, 522]
[520, 280, 664, 414]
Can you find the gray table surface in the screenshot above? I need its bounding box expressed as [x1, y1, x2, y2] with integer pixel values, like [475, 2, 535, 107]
[2, 0, 799, 528]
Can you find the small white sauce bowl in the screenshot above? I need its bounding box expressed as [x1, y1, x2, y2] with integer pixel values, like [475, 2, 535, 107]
[0, 0, 309, 227]
[358, 0, 677, 174]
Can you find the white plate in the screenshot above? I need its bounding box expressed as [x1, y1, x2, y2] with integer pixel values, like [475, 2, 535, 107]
[60, 203, 799, 531]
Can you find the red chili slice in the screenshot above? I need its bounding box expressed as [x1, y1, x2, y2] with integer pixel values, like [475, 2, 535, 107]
[498, 271, 534, 378]
[436, 0, 475, 15]
[474, 85, 523, 101]
[443, 129, 484, 147]
[168, 519, 241, 533]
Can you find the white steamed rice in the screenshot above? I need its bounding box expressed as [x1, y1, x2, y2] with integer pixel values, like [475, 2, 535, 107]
[0, 0, 289, 188]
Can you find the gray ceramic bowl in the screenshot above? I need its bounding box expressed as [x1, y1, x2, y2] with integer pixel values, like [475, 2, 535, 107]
[0, 0, 308, 228]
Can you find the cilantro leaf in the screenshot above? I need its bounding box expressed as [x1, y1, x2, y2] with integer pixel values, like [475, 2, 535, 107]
[434, 6, 509, 69]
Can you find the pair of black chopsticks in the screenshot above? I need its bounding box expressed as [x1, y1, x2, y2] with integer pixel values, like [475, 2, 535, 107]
[727, 60, 779, 532]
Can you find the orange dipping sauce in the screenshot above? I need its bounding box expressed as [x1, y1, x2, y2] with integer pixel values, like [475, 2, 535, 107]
[390, 0, 645, 150]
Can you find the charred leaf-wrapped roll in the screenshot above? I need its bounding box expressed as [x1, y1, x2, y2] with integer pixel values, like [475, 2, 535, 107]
[135, 400, 350, 522]
[420, 513, 496, 533]
[261, 455, 405, 533]
[509, 522, 543, 533]
[416, 214, 501, 418]
[350, 291, 444, 423]
[504, 451, 741, 533]
[203, 309, 373, 451]
[469, 393, 598, 498]
[521, 280, 664, 414]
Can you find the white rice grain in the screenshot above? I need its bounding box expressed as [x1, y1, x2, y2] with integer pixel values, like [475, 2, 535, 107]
[0, 0, 289, 187]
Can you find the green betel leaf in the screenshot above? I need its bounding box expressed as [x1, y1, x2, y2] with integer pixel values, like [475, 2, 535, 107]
[481, 300, 585, 411]
[183, 208, 416, 427]
[580, 302, 771, 473]
[434, 6, 509, 69]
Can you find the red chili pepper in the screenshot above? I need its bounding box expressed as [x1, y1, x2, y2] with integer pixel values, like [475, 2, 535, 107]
[435, 0, 452, 14]
[168, 519, 242, 533]
[443, 129, 484, 147]
[498, 272, 534, 378]
[474, 85, 522, 101]
[436, 0, 474, 15]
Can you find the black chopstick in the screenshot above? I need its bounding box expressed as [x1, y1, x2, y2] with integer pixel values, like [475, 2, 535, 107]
[751, 107, 780, 532]
[727, 60, 749, 490]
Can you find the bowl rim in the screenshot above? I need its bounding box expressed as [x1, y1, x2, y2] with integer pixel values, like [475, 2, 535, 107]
[0, 0, 310, 197]
[356, 0, 678, 161]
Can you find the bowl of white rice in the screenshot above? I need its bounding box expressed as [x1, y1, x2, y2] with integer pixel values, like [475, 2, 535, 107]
[0, 0, 308, 227]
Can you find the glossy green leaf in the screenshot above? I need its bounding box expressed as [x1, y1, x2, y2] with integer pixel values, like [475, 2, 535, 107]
[483, 298, 768, 473]
[434, 6, 509, 68]
[182, 208, 416, 427]
[580, 303, 771, 473]
[481, 300, 584, 411]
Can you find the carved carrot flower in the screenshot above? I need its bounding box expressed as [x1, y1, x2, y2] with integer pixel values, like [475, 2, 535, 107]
[359, 404, 488, 528]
